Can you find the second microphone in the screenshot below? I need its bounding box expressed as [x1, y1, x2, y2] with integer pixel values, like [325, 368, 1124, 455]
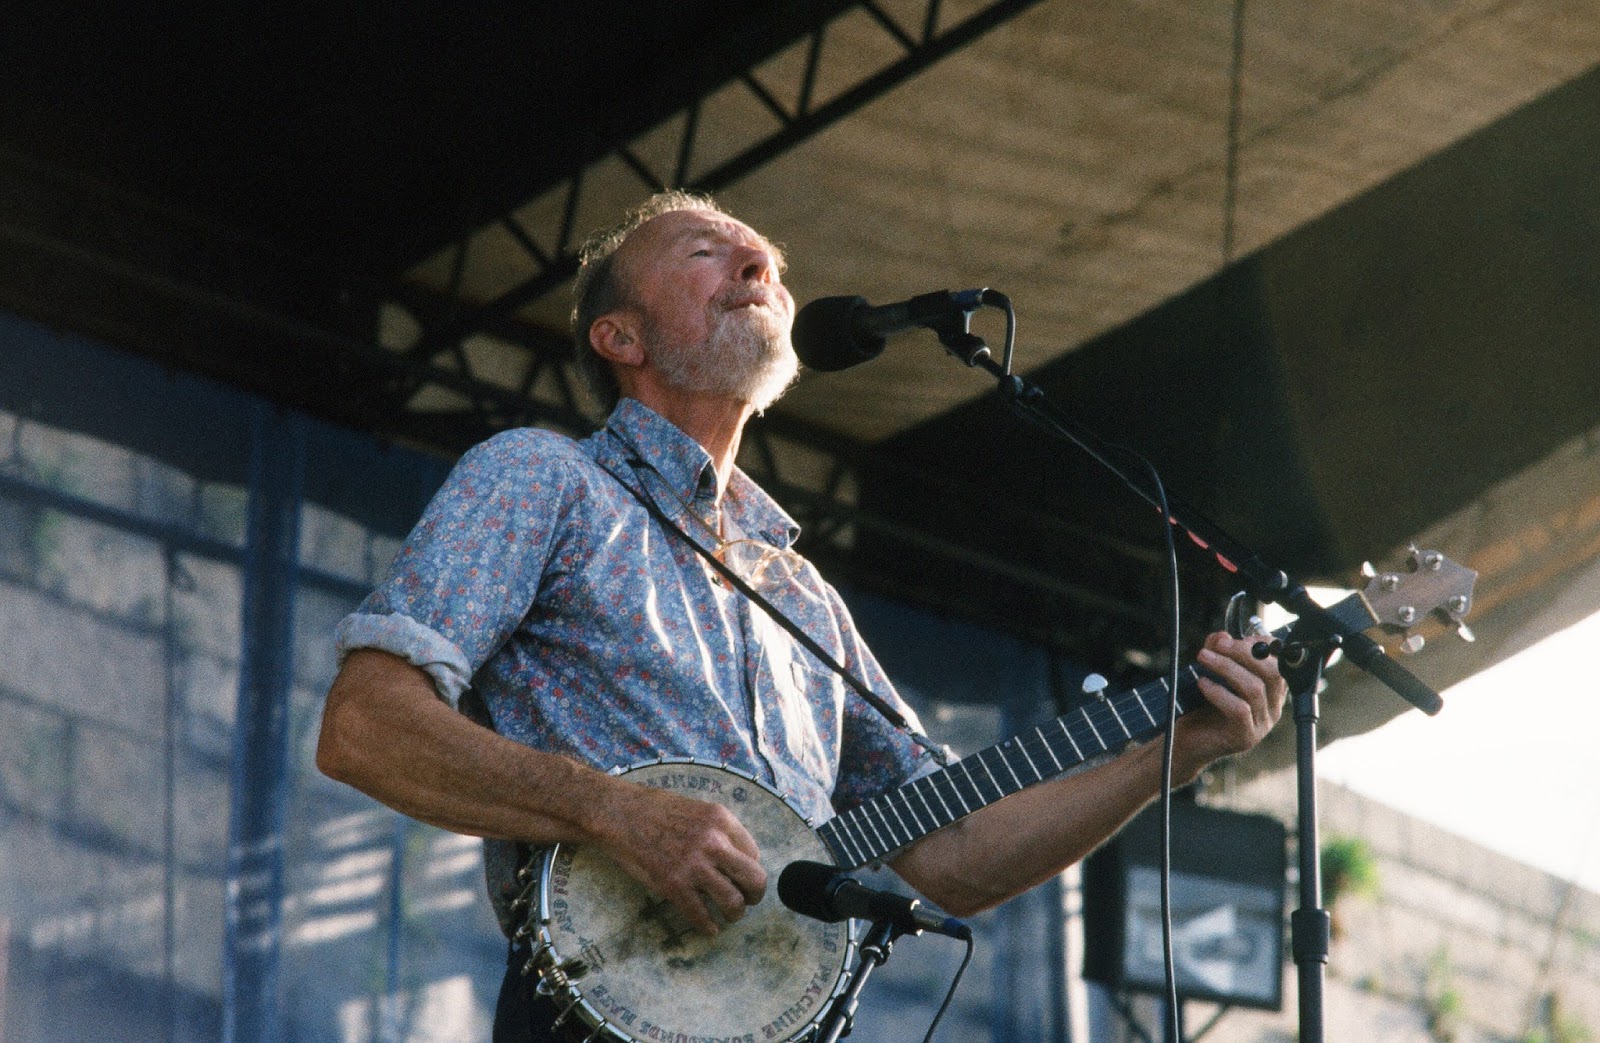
[777, 860, 972, 940]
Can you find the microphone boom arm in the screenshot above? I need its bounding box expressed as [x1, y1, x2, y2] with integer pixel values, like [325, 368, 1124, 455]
[947, 328, 1442, 717]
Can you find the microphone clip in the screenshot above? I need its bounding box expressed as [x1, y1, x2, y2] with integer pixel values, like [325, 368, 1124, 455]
[921, 289, 991, 367]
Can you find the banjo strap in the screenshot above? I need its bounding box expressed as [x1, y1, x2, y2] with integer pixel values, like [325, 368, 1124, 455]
[605, 452, 944, 757]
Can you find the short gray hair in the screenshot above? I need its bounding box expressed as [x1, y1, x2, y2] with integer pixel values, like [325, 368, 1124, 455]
[570, 190, 726, 413]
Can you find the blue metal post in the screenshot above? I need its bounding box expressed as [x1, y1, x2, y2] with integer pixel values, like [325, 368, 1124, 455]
[222, 405, 305, 1043]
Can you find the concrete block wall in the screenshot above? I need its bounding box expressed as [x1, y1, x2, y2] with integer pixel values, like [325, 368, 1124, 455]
[1151, 770, 1600, 1043]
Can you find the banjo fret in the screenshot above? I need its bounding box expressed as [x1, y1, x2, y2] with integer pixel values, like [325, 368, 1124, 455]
[919, 773, 956, 824]
[1178, 667, 1201, 714]
[822, 817, 863, 866]
[1056, 717, 1084, 760]
[1035, 726, 1064, 773]
[895, 790, 930, 834]
[860, 805, 893, 853]
[974, 752, 1006, 802]
[945, 769, 975, 816]
[1131, 685, 1160, 728]
[911, 779, 944, 830]
[1102, 697, 1133, 740]
[996, 742, 1026, 790]
[1014, 737, 1043, 782]
[1079, 706, 1107, 751]
[875, 800, 910, 849]
[885, 793, 916, 840]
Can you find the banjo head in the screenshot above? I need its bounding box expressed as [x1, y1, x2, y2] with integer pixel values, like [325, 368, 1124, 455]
[536, 760, 853, 1043]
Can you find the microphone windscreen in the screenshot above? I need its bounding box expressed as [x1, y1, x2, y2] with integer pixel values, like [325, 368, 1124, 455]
[791, 296, 884, 372]
[777, 860, 847, 922]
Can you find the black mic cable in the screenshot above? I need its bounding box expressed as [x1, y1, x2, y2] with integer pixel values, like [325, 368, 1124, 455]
[1139, 452, 1185, 1043]
[925, 930, 973, 1043]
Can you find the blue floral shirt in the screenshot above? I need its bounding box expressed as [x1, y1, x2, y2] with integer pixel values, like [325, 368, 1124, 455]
[335, 399, 936, 930]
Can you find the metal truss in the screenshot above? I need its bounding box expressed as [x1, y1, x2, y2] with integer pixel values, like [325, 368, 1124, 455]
[372, 0, 1046, 433]
[341, 0, 1206, 655]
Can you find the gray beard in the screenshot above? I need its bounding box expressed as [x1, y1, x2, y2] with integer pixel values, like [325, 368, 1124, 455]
[649, 304, 800, 412]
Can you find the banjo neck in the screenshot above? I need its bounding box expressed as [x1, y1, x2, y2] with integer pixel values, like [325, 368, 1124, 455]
[818, 665, 1204, 869]
[816, 542, 1478, 871]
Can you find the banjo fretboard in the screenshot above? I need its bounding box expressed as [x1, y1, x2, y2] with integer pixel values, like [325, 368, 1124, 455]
[818, 665, 1207, 868]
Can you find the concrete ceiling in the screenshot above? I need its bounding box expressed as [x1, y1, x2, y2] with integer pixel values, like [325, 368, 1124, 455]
[412, 0, 1599, 438]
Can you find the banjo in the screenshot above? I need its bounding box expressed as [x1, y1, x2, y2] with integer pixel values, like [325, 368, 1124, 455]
[510, 547, 1475, 1043]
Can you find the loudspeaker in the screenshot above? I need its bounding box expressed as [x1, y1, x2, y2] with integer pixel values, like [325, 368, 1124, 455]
[1083, 800, 1286, 1010]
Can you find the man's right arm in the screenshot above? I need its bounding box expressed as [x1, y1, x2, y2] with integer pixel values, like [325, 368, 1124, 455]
[316, 648, 766, 934]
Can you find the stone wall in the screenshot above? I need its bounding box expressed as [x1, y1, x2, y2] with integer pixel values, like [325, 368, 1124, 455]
[1141, 772, 1600, 1043]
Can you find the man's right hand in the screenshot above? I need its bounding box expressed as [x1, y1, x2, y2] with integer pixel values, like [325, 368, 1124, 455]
[318, 649, 767, 937]
[591, 780, 768, 936]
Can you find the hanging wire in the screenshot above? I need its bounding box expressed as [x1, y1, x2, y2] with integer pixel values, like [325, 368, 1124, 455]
[1145, 457, 1185, 1043]
[1157, 5, 1249, 1038]
[920, 933, 975, 1043]
[1222, 0, 1247, 266]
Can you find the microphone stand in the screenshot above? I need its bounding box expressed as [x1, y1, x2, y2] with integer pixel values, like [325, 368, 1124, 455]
[1279, 633, 1336, 1043]
[925, 320, 1444, 1043]
[817, 918, 905, 1043]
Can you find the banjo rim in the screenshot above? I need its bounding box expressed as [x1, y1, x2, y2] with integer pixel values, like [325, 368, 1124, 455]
[531, 757, 859, 1043]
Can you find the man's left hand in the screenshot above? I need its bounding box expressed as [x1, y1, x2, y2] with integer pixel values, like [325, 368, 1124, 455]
[1175, 632, 1288, 777]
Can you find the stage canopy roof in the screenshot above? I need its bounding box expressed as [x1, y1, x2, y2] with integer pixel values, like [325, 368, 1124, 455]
[3, 0, 1598, 767]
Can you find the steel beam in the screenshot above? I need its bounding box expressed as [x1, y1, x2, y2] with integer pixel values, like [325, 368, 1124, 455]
[382, 0, 1046, 391]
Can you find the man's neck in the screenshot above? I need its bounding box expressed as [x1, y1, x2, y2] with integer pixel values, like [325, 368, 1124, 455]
[626, 389, 753, 498]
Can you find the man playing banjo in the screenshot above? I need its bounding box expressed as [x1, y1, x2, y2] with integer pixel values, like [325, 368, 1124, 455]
[316, 191, 1287, 1042]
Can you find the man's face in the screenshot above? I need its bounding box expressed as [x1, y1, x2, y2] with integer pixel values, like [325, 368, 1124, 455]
[613, 208, 799, 410]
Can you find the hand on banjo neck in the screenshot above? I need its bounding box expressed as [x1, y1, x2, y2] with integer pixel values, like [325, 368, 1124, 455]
[570, 627, 1285, 936]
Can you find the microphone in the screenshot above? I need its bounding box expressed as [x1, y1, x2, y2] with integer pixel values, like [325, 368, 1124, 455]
[777, 860, 972, 940]
[791, 289, 986, 371]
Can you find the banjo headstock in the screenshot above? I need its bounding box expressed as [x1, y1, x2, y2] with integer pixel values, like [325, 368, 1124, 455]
[1226, 544, 1477, 655]
[1357, 544, 1477, 651]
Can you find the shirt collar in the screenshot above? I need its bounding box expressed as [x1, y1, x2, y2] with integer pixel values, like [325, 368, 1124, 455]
[595, 398, 800, 549]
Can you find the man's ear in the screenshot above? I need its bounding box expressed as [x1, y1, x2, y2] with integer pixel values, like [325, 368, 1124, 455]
[589, 312, 646, 369]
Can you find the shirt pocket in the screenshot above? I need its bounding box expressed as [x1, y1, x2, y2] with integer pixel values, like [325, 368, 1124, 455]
[750, 611, 842, 789]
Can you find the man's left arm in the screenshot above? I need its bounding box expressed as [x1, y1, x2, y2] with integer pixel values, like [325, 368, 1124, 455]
[887, 632, 1286, 918]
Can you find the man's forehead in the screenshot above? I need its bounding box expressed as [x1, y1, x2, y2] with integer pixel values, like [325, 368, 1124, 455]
[626, 208, 782, 260]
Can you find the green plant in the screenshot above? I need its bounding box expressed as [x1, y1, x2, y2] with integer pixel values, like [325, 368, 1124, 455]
[1321, 835, 1379, 905]
[1320, 834, 1379, 940]
[1423, 946, 1463, 1042]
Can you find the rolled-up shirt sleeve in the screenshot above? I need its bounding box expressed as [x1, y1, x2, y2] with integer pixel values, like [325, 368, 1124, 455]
[334, 611, 474, 705]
